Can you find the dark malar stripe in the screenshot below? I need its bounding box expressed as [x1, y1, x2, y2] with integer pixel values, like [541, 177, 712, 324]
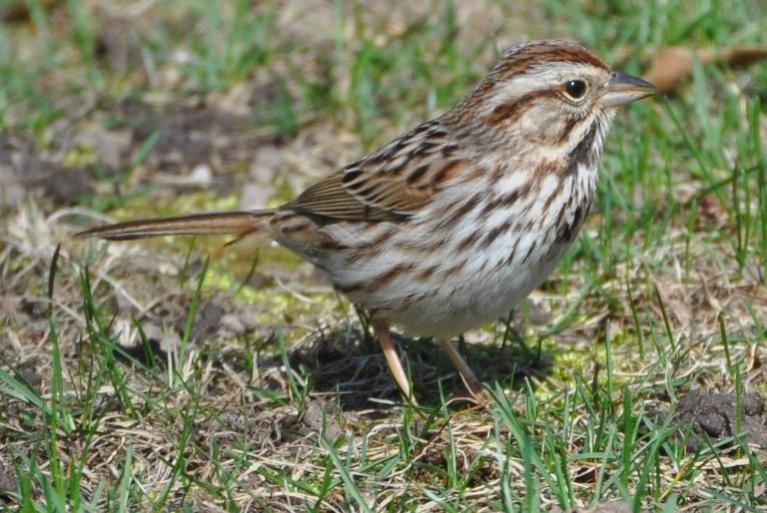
[564, 122, 598, 176]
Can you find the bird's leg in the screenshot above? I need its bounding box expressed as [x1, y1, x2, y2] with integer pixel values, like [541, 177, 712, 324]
[440, 339, 488, 404]
[374, 324, 417, 404]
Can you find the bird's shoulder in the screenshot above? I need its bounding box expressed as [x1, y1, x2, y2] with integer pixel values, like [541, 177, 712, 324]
[285, 120, 474, 222]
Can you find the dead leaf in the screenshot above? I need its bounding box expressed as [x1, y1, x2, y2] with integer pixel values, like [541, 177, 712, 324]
[645, 46, 767, 93]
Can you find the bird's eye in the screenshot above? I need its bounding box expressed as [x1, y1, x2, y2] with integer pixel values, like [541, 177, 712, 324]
[564, 80, 587, 100]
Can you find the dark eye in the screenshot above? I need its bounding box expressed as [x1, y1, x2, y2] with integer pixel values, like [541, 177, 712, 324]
[564, 80, 587, 99]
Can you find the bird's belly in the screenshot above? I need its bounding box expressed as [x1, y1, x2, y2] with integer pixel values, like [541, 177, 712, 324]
[301, 204, 583, 340]
[388, 243, 568, 339]
[323, 219, 574, 339]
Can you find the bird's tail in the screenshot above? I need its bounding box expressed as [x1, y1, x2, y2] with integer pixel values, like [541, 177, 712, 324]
[76, 210, 273, 243]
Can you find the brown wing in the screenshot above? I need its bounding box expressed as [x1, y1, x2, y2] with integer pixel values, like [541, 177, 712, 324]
[284, 122, 465, 222]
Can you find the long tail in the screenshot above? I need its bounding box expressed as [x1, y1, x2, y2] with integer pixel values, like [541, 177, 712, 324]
[76, 211, 273, 241]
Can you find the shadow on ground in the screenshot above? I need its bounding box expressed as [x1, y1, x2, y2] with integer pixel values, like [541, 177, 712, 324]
[286, 326, 554, 410]
[111, 294, 554, 411]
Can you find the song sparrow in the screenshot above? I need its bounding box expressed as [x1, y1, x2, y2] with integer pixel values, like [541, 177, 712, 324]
[79, 40, 655, 402]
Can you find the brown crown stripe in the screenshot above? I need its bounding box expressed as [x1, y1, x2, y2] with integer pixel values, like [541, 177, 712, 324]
[494, 43, 608, 79]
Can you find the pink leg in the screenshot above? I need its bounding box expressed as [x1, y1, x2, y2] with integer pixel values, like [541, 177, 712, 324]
[440, 339, 488, 404]
[374, 324, 417, 404]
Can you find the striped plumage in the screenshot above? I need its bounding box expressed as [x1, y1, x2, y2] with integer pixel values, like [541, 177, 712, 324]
[79, 40, 655, 401]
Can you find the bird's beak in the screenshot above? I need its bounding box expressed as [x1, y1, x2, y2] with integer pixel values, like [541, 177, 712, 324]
[602, 71, 656, 108]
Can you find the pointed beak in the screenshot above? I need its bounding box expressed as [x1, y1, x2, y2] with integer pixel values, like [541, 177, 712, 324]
[602, 71, 656, 108]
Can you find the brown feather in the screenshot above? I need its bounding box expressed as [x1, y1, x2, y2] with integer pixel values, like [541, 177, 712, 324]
[285, 173, 388, 220]
[285, 134, 464, 223]
[77, 211, 272, 241]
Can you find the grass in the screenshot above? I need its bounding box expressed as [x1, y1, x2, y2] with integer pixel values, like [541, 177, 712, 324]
[2, 0, 767, 511]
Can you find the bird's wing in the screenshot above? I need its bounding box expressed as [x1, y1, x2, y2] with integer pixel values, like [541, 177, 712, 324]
[284, 122, 467, 222]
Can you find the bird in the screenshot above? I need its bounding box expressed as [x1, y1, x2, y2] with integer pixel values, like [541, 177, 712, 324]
[78, 40, 655, 403]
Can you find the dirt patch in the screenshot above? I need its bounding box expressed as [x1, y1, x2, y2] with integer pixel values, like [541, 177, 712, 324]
[0, 452, 17, 496]
[2, 97, 284, 212]
[284, 397, 345, 442]
[0, 134, 115, 208]
[201, 396, 344, 453]
[168, 300, 225, 344]
[672, 390, 767, 451]
[123, 101, 281, 188]
[582, 502, 632, 513]
[204, 403, 288, 450]
[551, 501, 632, 513]
[115, 293, 263, 365]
